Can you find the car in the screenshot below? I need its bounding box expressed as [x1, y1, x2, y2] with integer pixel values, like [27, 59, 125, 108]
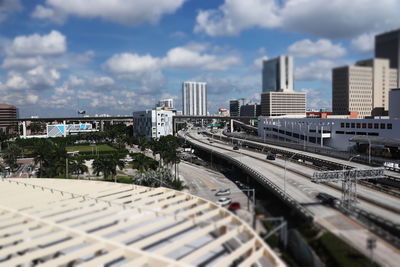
[215, 189, 230, 196]
[228, 202, 241, 211]
[316, 192, 340, 206]
[266, 154, 276, 160]
[233, 146, 239, 150]
[209, 141, 213, 143]
[217, 197, 232, 206]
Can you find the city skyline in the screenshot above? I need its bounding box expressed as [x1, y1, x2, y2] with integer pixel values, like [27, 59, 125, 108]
[0, 0, 400, 117]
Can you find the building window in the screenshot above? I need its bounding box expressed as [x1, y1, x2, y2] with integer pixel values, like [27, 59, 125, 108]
[351, 123, 355, 128]
[388, 123, 392, 129]
[368, 123, 372, 129]
[381, 123, 386, 129]
[356, 123, 361, 128]
[341, 123, 344, 128]
[362, 123, 366, 129]
[345, 123, 350, 128]
[374, 123, 379, 129]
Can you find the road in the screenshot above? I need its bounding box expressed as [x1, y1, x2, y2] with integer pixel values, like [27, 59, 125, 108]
[179, 161, 256, 227]
[198, 132, 400, 223]
[183, 130, 400, 267]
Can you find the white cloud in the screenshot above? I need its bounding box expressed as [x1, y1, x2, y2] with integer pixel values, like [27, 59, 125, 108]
[288, 39, 346, 58]
[195, 0, 280, 36]
[32, 0, 186, 26]
[195, 0, 400, 38]
[163, 45, 240, 71]
[31, 5, 66, 24]
[68, 75, 85, 87]
[91, 76, 115, 88]
[2, 56, 45, 69]
[26, 94, 39, 104]
[252, 55, 268, 70]
[0, 0, 22, 22]
[5, 74, 29, 90]
[351, 33, 375, 53]
[7, 30, 67, 56]
[104, 53, 160, 74]
[300, 88, 331, 109]
[295, 60, 337, 82]
[104, 43, 240, 76]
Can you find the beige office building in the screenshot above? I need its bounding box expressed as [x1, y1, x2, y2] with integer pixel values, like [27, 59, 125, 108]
[332, 58, 398, 118]
[261, 91, 306, 116]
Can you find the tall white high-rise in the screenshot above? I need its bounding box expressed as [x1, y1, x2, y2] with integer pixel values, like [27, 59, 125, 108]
[182, 81, 207, 115]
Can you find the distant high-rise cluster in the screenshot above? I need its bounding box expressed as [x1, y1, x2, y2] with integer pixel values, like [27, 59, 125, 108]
[157, 98, 174, 109]
[182, 81, 207, 116]
[333, 29, 400, 118]
[261, 56, 306, 117]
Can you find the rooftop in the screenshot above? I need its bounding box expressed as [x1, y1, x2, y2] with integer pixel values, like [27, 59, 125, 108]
[0, 178, 283, 266]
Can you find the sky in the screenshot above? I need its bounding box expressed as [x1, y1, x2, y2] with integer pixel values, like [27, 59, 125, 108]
[0, 0, 399, 117]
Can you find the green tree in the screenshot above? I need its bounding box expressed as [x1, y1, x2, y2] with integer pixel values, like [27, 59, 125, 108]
[68, 158, 88, 179]
[28, 122, 45, 134]
[32, 139, 67, 178]
[3, 144, 21, 171]
[92, 152, 125, 182]
[130, 153, 158, 173]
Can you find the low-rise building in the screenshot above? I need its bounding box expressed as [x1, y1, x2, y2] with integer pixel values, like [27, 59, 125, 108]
[259, 117, 399, 151]
[260, 91, 306, 117]
[133, 108, 174, 140]
[240, 103, 261, 117]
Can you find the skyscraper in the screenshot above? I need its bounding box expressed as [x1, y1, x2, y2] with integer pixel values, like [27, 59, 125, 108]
[260, 55, 305, 117]
[262, 56, 293, 92]
[182, 81, 207, 116]
[375, 29, 400, 87]
[332, 58, 398, 117]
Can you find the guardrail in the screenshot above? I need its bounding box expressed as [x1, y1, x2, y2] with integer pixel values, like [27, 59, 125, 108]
[216, 131, 400, 188]
[337, 205, 400, 249]
[225, 131, 400, 173]
[179, 132, 314, 222]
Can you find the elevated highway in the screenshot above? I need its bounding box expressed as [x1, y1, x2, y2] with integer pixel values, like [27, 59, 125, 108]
[180, 130, 400, 266]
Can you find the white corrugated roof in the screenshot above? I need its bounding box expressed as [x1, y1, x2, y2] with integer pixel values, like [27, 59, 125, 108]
[0, 178, 285, 267]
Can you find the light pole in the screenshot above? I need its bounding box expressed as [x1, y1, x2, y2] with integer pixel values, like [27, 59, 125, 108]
[368, 138, 371, 165]
[283, 153, 298, 195]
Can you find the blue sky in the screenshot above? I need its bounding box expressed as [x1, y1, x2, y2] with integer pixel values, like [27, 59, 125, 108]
[0, 0, 399, 117]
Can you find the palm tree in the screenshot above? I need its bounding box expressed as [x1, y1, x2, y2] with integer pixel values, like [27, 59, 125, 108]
[3, 144, 21, 171]
[32, 139, 66, 178]
[131, 153, 158, 173]
[92, 152, 125, 182]
[69, 158, 88, 179]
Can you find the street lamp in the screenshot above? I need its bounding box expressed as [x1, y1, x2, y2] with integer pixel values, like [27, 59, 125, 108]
[283, 153, 298, 195]
[368, 138, 372, 165]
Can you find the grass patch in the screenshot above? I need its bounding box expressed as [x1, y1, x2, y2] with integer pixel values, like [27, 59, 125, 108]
[309, 232, 378, 267]
[67, 144, 115, 153]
